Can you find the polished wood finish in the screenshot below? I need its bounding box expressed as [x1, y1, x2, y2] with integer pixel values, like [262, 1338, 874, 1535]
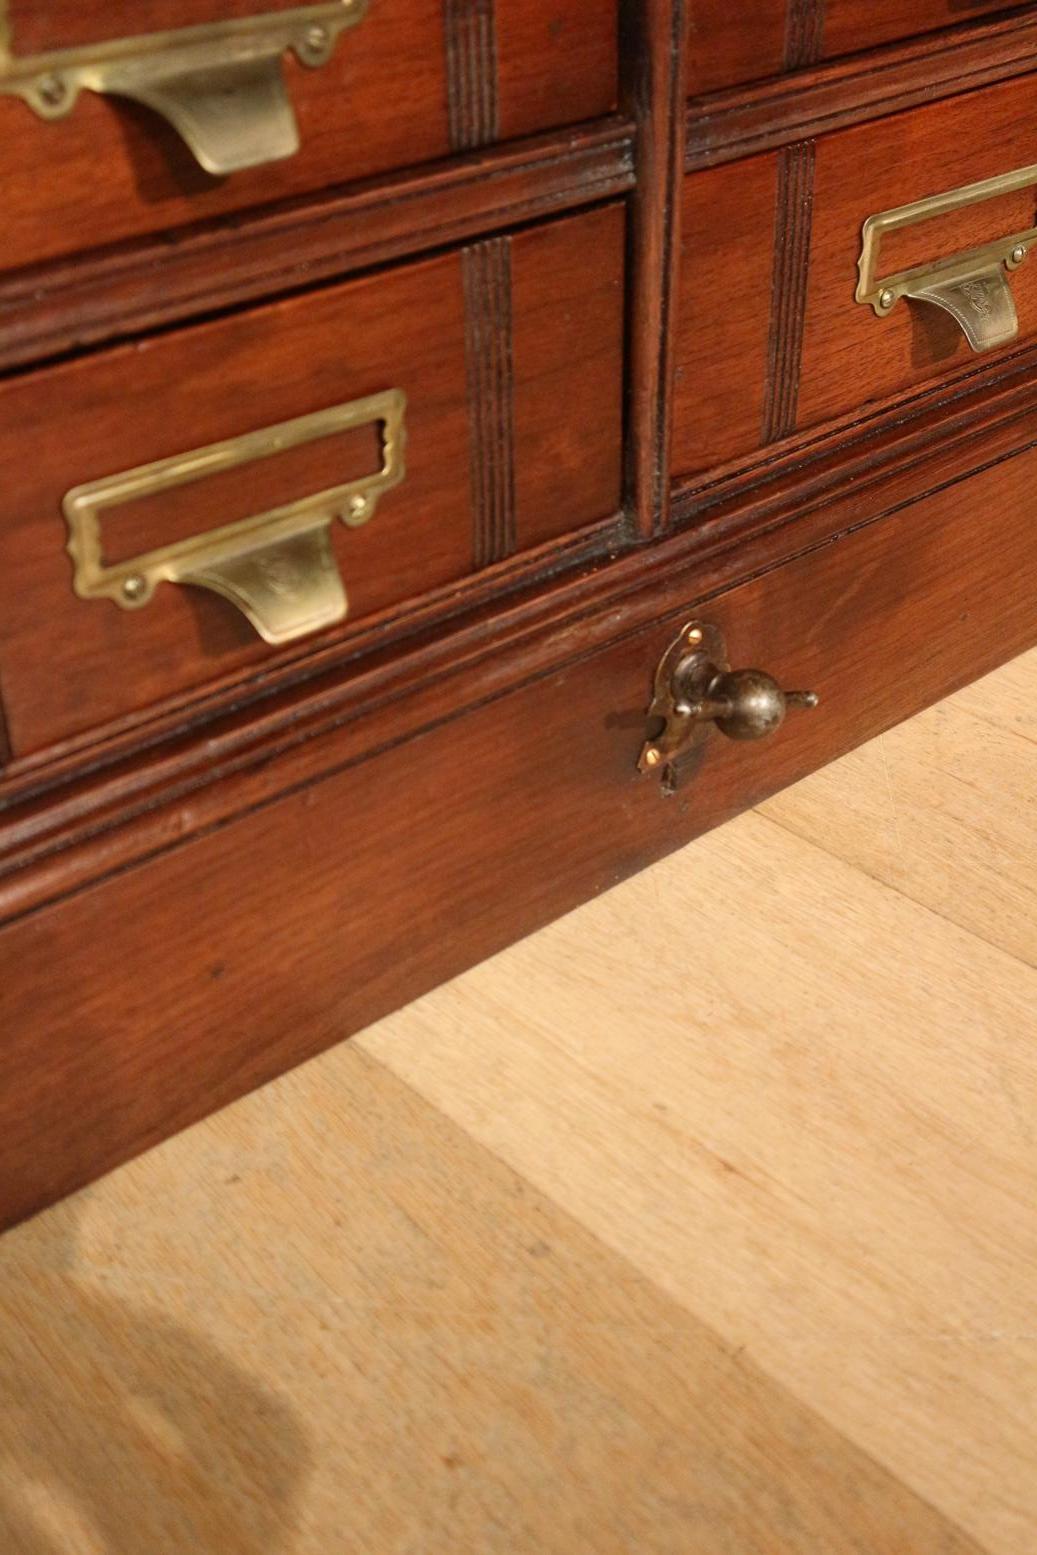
[13, 323, 1037, 905]
[687, 10, 1037, 171]
[674, 154, 777, 478]
[687, 0, 787, 95]
[0, 120, 635, 374]
[800, 77, 1037, 427]
[10, 0, 306, 51]
[13, 677, 1037, 1555]
[0, 204, 624, 758]
[1, 0, 617, 273]
[4, 2, 1037, 1225]
[822, 0, 1030, 61]
[676, 70, 1037, 482]
[686, 0, 1031, 95]
[4, 429, 1037, 1226]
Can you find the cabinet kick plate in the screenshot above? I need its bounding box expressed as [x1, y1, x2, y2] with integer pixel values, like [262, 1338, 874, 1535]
[63, 389, 407, 647]
[0, 0, 368, 175]
[855, 160, 1037, 353]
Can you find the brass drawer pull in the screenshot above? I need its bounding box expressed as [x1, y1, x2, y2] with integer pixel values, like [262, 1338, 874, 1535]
[0, 1, 368, 176]
[63, 388, 406, 647]
[855, 163, 1037, 353]
[639, 621, 818, 788]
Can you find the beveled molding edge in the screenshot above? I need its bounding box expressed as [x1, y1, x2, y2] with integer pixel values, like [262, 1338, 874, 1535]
[0, 116, 635, 374]
[686, 7, 1037, 171]
[7, 354, 1037, 924]
[0, 511, 627, 812]
[671, 333, 1037, 528]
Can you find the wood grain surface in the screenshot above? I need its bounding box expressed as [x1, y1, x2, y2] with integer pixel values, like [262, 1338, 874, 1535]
[798, 73, 1037, 431]
[1, 648, 1033, 1554]
[679, 68, 1037, 482]
[0, 203, 624, 758]
[623, 0, 688, 537]
[685, 0, 1031, 95]
[4, 435, 1037, 1229]
[0, 0, 616, 273]
[0, 119, 636, 376]
[4, 8, 1037, 1456]
[686, 10, 1037, 173]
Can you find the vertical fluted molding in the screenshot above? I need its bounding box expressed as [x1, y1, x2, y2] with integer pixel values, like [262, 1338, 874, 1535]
[623, 0, 689, 538]
[444, 0, 500, 152]
[761, 140, 816, 446]
[462, 237, 516, 569]
[784, 0, 826, 70]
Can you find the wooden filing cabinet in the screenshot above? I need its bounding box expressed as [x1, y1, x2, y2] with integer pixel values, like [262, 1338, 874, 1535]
[2, 0, 1037, 1227]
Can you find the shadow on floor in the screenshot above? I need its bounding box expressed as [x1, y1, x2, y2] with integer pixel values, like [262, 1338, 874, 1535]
[0, 1194, 311, 1554]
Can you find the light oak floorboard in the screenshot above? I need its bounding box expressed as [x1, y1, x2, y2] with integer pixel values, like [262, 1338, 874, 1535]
[0, 1050, 978, 1555]
[359, 656, 1037, 1555]
[758, 649, 1037, 965]
[1, 650, 1035, 1554]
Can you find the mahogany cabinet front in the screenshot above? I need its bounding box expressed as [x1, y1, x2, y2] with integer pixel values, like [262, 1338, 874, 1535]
[2, 0, 1037, 1227]
[687, 0, 1033, 93]
[0, 0, 617, 270]
[676, 72, 1037, 482]
[0, 204, 623, 757]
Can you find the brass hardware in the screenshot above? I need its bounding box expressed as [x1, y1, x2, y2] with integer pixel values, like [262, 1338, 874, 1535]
[0, 1, 368, 175]
[638, 620, 818, 787]
[855, 162, 1037, 352]
[64, 389, 406, 646]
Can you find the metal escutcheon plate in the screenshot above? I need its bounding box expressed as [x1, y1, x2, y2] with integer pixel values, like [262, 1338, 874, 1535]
[63, 388, 407, 647]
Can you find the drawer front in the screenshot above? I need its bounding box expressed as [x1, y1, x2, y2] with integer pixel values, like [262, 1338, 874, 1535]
[675, 75, 1037, 481]
[0, 203, 624, 759]
[687, 0, 1027, 94]
[4, 437, 1037, 1227]
[0, 0, 617, 273]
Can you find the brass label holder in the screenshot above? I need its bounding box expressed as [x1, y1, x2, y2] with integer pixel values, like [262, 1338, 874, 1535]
[856, 162, 1037, 353]
[0, 0, 368, 175]
[64, 388, 406, 647]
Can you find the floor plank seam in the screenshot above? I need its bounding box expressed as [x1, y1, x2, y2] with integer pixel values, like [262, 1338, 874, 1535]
[751, 806, 1037, 977]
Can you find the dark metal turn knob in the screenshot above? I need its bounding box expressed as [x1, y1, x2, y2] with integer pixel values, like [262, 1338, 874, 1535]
[680, 668, 819, 742]
[638, 619, 820, 786]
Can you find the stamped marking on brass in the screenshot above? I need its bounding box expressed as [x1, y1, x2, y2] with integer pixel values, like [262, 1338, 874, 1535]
[962, 280, 993, 317]
[855, 163, 1037, 353]
[63, 389, 407, 646]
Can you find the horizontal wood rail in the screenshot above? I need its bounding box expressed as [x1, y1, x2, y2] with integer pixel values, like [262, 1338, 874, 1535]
[686, 8, 1037, 170]
[0, 117, 635, 374]
[8, 341, 1037, 919]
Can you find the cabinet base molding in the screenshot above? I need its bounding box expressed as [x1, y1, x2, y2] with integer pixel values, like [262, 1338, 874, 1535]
[3, 441, 1037, 1228]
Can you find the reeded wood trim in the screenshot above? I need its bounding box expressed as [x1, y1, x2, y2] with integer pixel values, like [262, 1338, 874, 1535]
[0, 510, 625, 820]
[0, 119, 635, 376]
[761, 141, 815, 445]
[444, 0, 500, 151]
[8, 344, 1037, 918]
[784, 0, 825, 71]
[687, 10, 1037, 171]
[671, 333, 1037, 535]
[463, 237, 516, 568]
[622, 0, 689, 538]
